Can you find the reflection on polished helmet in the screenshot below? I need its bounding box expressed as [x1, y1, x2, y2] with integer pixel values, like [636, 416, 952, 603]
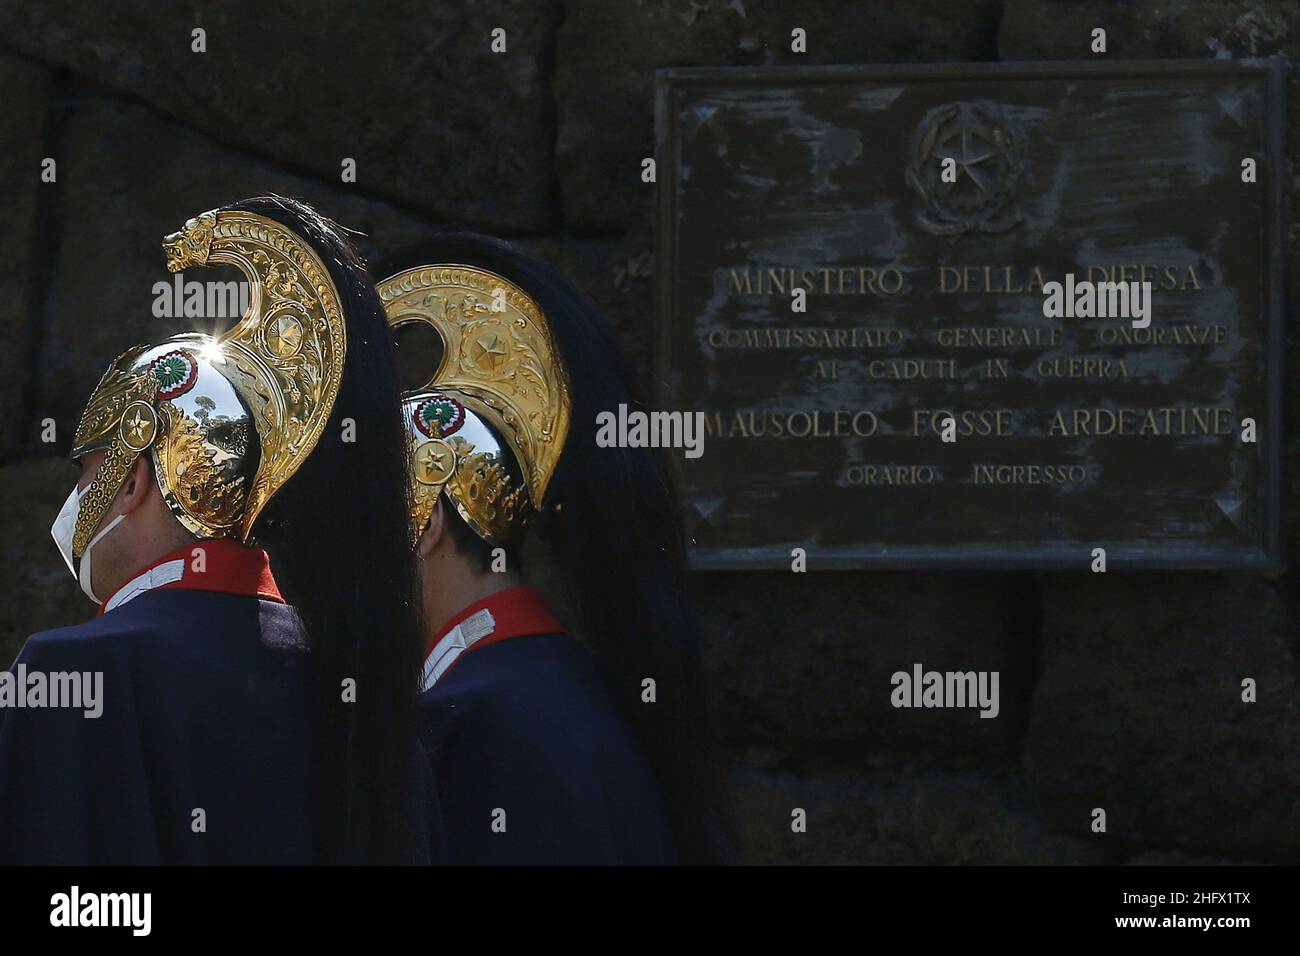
[377, 264, 570, 546]
[69, 208, 347, 556]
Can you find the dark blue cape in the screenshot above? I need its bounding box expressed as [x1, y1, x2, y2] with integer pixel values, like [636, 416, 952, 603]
[0, 588, 313, 864]
[419, 632, 676, 865]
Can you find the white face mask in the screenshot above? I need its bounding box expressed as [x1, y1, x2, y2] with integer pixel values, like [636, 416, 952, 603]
[50, 483, 88, 576]
[50, 482, 125, 604]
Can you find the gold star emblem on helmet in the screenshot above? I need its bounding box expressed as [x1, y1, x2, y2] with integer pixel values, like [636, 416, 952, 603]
[118, 400, 158, 452]
[265, 311, 305, 358]
[413, 438, 456, 486]
[471, 332, 508, 371]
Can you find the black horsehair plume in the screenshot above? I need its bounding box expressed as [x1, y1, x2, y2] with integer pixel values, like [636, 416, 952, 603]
[228, 195, 424, 864]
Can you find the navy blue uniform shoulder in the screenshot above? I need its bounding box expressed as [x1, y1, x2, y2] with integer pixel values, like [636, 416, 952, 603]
[0, 589, 312, 864]
[419, 633, 676, 865]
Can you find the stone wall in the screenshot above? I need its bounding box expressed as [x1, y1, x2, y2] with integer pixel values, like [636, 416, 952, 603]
[0, 0, 1296, 864]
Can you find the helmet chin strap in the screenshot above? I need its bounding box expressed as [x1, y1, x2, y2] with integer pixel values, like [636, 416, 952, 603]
[71, 450, 145, 605]
[78, 512, 126, 604]
[72, 440, 142, 558]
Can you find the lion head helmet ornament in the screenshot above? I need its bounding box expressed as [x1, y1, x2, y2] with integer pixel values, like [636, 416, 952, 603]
[68, 207, 347, 557]
[376, 264, 570, 546]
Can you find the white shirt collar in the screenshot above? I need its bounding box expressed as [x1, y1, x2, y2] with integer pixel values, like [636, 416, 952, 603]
[102, 559, 187, 613]
[419, 608, 496, 691]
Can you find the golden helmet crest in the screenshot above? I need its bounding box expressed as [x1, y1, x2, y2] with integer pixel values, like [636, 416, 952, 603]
[69, 208, 346, 555]
[377, 264, 570, 545]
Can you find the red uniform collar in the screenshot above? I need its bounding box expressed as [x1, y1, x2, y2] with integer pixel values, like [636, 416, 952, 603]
[426, 585, 563, 660]
[97, 538, 284, 616]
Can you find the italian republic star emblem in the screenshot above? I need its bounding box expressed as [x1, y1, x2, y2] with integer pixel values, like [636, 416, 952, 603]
[906, 102, 1023, 238]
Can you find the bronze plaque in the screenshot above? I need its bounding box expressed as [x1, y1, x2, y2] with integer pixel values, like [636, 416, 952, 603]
[655, 61, 1284, 569]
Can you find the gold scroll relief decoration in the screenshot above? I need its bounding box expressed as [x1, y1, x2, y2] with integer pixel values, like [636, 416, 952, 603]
[162, 209, 347, 540]
[377, 264, 571, 509]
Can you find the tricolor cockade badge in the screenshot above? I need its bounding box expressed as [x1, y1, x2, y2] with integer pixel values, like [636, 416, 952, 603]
[149, 349, 199, 400]
[414, 395, 466, 439]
